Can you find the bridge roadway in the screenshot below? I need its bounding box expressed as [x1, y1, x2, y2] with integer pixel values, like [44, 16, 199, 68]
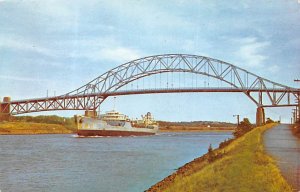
[7, 87, 299, 104]
[1, 54, 300, 125]
[0, 87, 297, 117]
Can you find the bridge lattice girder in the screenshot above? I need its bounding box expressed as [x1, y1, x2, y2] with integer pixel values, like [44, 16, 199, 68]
[66, 54, 299, 106]
[7, 95, 105, 115]
[2, 54, 299, 115]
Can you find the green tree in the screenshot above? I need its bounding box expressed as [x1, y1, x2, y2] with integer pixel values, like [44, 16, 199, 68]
[207, 144, 215, 163]
[233, 118, 253, 138]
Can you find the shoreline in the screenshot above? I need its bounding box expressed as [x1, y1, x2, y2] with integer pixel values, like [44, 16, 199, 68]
[0, 133, 74, 135]
[159, 129, 234, 133]
[147, 123, 293, 192]
[0, 121, 235, 135]
[0, 122, 74, 135]
[0, 130, 233, 135]
[159, 125, 235, 133]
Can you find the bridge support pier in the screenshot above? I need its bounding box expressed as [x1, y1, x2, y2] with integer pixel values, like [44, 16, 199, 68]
[0, 97, 11, 121]
[256, 107, 265, 126]
[85, 110, 97, 117]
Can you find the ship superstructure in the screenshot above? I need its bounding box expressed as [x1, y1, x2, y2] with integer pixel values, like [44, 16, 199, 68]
[76, 110, 159, 137]
[131, 112, 157, 128]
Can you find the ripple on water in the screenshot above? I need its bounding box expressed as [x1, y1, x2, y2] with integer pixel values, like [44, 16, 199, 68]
[0, 131, 232, 192]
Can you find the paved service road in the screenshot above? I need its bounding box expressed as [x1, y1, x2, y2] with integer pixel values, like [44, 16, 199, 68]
[264, 124, 300, 191]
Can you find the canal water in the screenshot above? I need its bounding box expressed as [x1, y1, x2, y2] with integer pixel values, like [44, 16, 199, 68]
[264, 124, 300, 191]
[0, 132, 231, 192]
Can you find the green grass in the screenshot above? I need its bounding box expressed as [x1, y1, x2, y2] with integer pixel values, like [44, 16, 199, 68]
[160, 123, 293, 192]
[0, 122, 74, 134]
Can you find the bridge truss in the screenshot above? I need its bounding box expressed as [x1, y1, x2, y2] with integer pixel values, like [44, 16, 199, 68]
[1, 54, 299, 116]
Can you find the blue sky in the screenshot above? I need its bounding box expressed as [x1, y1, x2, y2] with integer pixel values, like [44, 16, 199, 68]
[0, 0, 299, 123]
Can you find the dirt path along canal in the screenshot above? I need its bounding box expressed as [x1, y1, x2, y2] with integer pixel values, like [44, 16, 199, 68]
[264, 124, 300, 191]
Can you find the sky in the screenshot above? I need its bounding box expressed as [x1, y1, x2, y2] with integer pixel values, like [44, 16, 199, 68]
[0, 0, 299, 123]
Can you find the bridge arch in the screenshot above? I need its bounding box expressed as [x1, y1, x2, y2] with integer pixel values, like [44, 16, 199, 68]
[65, 54, 294, 107]
[3, 54, 299, 126]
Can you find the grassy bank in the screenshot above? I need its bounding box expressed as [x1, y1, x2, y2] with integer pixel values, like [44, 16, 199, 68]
[159, 126, 235, 132]
[147, 123, 292, 192]
[0, 115, 77, 134]
[0, 122, 74, 134]
[0, 116, 235, 134]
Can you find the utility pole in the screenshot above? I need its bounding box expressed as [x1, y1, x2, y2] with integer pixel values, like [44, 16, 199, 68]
[292, 109, 296, 124]
[233, 114, 240, 126]
[279, 115, 281, 123]
[294, 79, 300, 123]
[296, 106, 299, 123]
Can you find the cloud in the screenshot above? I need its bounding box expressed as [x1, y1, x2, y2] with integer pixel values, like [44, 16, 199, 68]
[0, 32, 142, 65]
[234, 37, 270, 68]
[101, 0, 192, 29]
[0, 36, 56, 57]
[182, 40, 196, 52]
[99, 47, 141, 63]
[71, 45, 142, 64]
[20, 0, 77, 24]
[267, 64, 280, 73]
[63, 36, 143, 63]
[0, 75, 48, 82]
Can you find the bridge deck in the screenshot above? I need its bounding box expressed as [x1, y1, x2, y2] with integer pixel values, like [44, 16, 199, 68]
[5, 87, 298, 104]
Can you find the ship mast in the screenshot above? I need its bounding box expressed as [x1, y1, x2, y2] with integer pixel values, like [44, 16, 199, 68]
[113, 96, 116, 111]
[97, 105, 101, 117]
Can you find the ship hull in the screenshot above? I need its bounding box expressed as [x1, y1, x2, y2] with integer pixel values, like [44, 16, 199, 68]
[76, 116, 158, 137]
[77, 130, 155, 136]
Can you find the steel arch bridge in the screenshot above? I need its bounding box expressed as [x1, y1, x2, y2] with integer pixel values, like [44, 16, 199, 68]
[1, 54, 299, 125]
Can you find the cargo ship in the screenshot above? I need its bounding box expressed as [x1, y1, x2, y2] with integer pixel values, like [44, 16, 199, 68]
[75, 110, 159, 136]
